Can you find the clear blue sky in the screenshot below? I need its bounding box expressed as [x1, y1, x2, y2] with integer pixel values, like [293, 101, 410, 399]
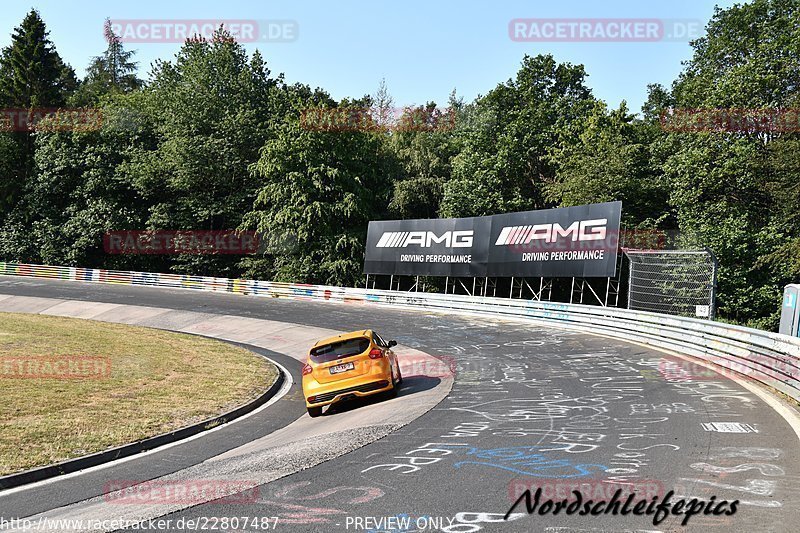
[2, 0, 737, 114]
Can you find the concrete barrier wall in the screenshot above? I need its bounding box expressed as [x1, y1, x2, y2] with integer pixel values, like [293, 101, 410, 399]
[3, 261, 800, 403]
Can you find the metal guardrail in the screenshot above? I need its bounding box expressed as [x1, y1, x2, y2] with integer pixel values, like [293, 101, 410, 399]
[2, 262, 800, 403]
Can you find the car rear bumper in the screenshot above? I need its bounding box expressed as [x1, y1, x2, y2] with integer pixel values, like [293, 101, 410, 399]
[305, 378, 393, 407]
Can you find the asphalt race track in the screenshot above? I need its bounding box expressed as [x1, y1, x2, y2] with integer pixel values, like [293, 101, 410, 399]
[2, 276, 800, 532]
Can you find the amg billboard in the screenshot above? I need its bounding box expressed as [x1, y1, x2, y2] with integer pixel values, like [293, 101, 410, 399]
[364, 201, 622, 278]
[364, 216, 491, 277]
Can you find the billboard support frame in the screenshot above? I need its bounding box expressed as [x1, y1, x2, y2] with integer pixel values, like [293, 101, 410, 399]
[606, 275, 621, 307]
[571, 277, 614, 307]
[536, 277, 552, 301]
[604, 250, 624, 307]
[461, 278, 472, 296]
[510, 277, 553, 301]
[483, 277, 497, 297]
[444, 276, 470, 296]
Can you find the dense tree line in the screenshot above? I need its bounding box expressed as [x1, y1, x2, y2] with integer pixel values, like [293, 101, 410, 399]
[0, 2, 798, 330]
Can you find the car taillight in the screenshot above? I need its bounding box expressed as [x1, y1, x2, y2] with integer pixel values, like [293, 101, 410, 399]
[302, 363, 313, 375]
[368, 348, 384, 359]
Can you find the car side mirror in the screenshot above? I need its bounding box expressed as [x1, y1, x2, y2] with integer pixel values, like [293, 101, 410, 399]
[388, 340, 397, 347]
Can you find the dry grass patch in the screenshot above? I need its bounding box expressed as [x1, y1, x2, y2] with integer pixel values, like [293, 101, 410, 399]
[0, 312, 277, 475]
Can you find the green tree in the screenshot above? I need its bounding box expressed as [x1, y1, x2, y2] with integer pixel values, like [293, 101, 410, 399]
[759, 138, 800, 290]
[1, 28, 286, 277]
[660, 134, 780, 327]
[244, 97, 398, 286]
[0, 133, 25, 215]
[70, 18, 142, 106]
[126, 30, 284, 277]
[0, 97, 158, 267]
[671, 0, 800, 112]
[654, 0, 800, 328]
[440, 54, 596, 218]
[546, 101, 667, 226]
[388, 97, 462, 219]
[0, 9, 77, 219]
[641, 83, 674, 123]
[0, 9, 76, 107]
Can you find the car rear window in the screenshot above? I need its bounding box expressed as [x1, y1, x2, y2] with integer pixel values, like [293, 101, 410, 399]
[310, 337, 370, 363]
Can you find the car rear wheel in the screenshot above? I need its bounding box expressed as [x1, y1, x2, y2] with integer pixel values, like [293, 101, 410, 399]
[386, 369, 399, 398]
[307, 406, 323, 417]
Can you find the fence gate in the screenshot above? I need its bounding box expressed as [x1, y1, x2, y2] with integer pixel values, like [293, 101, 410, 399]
[624, 249, 717, 319]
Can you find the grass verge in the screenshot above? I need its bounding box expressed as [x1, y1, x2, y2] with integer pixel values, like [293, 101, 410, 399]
[0, 312, 277, 476]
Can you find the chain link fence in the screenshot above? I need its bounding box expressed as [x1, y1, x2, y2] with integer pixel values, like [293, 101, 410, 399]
[624, 249, 717, 319]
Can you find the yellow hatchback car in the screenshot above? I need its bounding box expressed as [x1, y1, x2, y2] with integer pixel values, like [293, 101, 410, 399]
[302, 329, 402, 417]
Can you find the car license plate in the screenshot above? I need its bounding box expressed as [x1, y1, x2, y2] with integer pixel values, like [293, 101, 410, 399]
[329, 362, 355, 374]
